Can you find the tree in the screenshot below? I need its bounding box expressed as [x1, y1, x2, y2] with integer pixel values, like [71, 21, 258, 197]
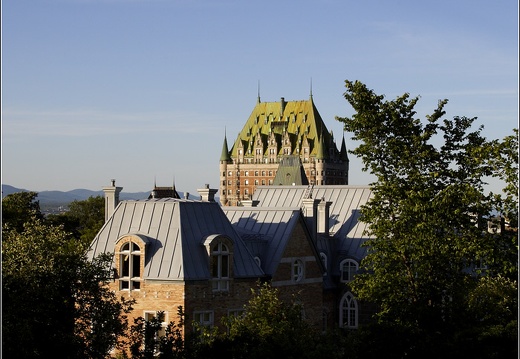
[1, 191, 43, 232]
[218, 282, 320, 359]
[336, 80, 517, 356]
[47, 195, 105, 246]
[2, 193, 134, 359]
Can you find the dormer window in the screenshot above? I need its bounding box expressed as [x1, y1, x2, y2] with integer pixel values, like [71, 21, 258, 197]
[117, 240, 143, 291]
[204, 235, 233, 292]
[211, 242, 230, 291]
[340, 259, 358, 283]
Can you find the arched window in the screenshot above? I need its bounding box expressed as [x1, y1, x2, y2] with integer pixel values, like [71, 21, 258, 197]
[340, 259, 358, 283]
[339, 292, 358, 328]
[292, 259, 304, 282]
[119, 242, 142, 290]
[211, 242, 230, 292]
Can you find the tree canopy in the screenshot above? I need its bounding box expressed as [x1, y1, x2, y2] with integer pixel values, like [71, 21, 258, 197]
[2, 192, 134, 359]
[336, 80, 517, 357]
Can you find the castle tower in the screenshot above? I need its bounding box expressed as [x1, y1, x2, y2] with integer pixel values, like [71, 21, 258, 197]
[220, 94, 349, 206]
[220, 132, 232, 205]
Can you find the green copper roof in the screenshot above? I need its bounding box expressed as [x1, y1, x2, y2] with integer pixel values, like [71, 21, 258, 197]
[316, 131, 328, 160]
[220, 134, 232, 162]
[272, 156, 309, 185]
[230, 97, 337, 158]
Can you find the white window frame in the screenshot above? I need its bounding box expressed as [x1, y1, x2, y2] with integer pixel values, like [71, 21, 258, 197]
[119, 242, 142, 291]
[211, 242, 230, 292]
[193, 311, 214, 328]
[339, 292, 358, 329]
[340, 259, 358, 283]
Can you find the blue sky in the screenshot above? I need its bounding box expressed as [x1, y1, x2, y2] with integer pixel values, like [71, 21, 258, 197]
[2, 0, 518, 196]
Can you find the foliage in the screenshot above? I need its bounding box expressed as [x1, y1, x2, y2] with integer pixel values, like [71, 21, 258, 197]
[336, 80, 517, 356]
[2, 192, 134, 359]
[1, 191, 44, 232]
[123, 308, 185, 359]
[185, 282, 325, 359]
[47, 195, 105, 246]
[487, 128, 519, 225]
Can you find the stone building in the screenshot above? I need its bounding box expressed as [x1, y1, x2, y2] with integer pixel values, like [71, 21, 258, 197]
[219, 95, 349, 206]
[87, 180, 373, 339]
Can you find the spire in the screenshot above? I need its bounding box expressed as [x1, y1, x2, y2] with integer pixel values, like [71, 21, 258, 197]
[220, 129, 232, 162]
[340, 133, 349, 161]
[316, 130, 328, 160]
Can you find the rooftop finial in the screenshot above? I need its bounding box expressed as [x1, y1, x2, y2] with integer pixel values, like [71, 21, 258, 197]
[257, 80, 261, 103]
[310, 77, 313, 100]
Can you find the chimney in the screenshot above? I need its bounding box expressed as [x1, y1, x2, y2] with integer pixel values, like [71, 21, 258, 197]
[280, 97, 286, 116]
[184, 192, 190, 200]
[317, 198, 332, 235]
[301, 197, 320, 240]
[197, 184, 217, 202]
[103, 179, 123, 221]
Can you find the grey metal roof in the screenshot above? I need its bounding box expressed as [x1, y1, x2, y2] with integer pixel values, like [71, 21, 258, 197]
[251, 185, 373, 272]
[223, 207, 302, 276]
[88, 198, 264, 281]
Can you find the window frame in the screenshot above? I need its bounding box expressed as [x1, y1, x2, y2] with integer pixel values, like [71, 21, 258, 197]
[117, 241, 143, 291]
[340, 259, 358, 283]
[292, 259, 304, 282]
[339, 292, 358, 329]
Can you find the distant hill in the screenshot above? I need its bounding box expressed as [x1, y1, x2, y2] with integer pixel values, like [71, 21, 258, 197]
[2, 184, 151, 204]
[2, 185, 214, 213]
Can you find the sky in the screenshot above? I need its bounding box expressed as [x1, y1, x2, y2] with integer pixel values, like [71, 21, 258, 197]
[2, 0, 518, 196]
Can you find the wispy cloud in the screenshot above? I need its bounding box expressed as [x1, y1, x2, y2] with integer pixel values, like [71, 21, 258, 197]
[2, 108, 224, 139]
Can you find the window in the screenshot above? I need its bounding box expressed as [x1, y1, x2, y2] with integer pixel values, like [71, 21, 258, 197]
[119, 242, 141, 290]
[228, 171, 232, 176]
[340, 259, 358, 283]
[194, 311, 214, 329]
[144, 311, 168, 338]
[245, 171, 249, 176]
[292, 259, 304, 282]
[340, 292, 358, 328]
[211, 242, 230, 291]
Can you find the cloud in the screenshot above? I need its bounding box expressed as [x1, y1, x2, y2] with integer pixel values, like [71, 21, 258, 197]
[2, 108, 224, 139]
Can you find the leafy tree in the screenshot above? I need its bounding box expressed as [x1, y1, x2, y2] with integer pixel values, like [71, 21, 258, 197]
[336, 80, 517, 356]
[47, 195, 105, 246]
[2, 195, 134, 359]
[216, 282, 319, 359]
[124, 308, 186, 359]
[1, 191, 43, 232]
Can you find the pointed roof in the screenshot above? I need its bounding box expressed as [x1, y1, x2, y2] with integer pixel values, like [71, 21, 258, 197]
[272, 155, 309, 185]
[316, 131, 328, 160]
[220, 132, 232, 162]
[340, 134, 349, 161]
[229, 97, 338, 159]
